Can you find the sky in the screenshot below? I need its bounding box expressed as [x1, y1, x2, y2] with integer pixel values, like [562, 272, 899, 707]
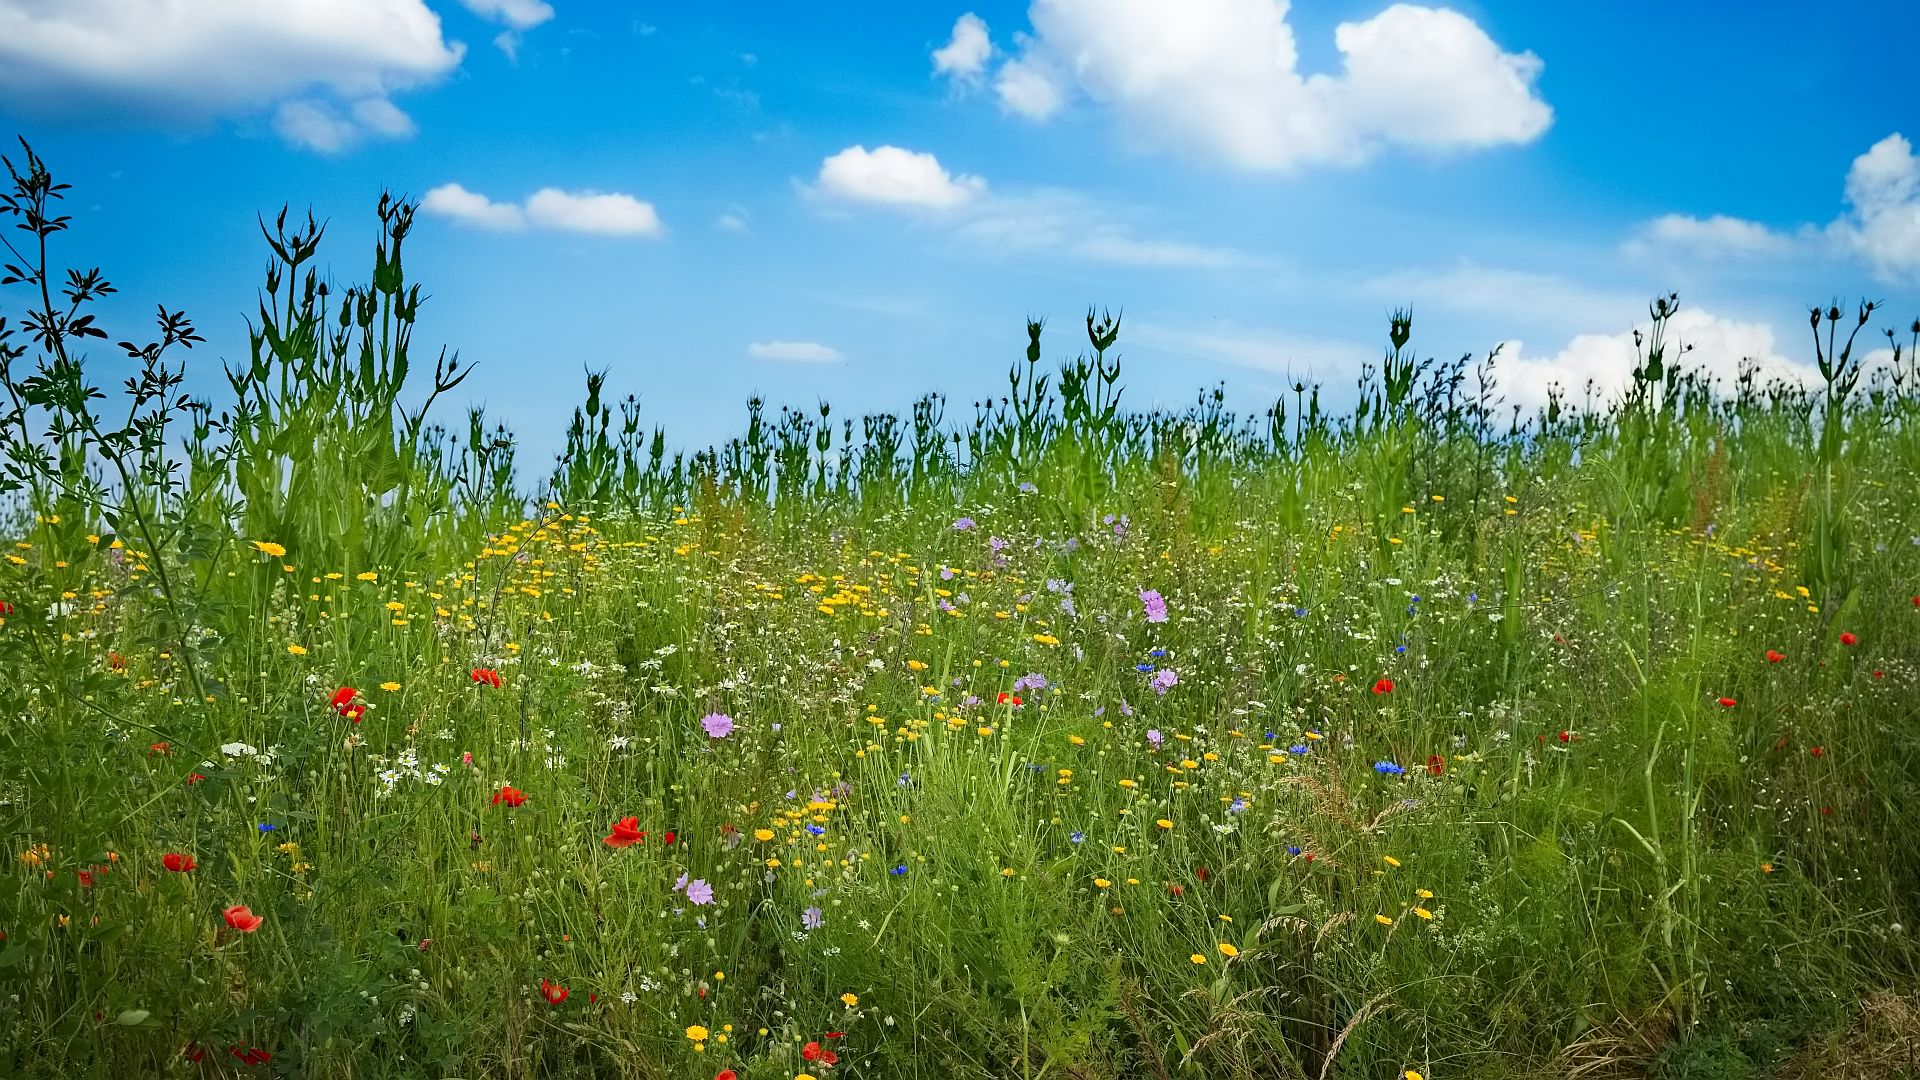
[0, 0, 1916, 466]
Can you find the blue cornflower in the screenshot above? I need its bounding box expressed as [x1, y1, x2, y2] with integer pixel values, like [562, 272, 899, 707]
[1287, 846, 1302, 856]
[257, 823, 276, 833]
[1289, 744, 1309, 755]
[1148, 648, 1167, 658]
[805, 824, 826, 836]
[1135, 663, 1155, 673]
[1374, 761, 1406, 775]
[890, 864, 907, 876]
[1069, 831, 1086, 844]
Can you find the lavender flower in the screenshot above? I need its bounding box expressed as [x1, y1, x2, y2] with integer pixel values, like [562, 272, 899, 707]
[1150, 668, 1179, 695]
[1146, 728, 1164, 749]
[953, 517, 976, 531]
[700, 712, 734, 739]
[802, 906, 824, 930]
[686, 879, 714, 905]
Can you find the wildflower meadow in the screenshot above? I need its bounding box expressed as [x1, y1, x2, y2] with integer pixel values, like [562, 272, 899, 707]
[3, 143, 1919, 1080]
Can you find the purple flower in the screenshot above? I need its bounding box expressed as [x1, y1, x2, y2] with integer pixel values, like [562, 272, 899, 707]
[674, 872, 689, 892]
[1146, 729, 1164, 749]
[989, 536, 1008, 553]
[1013, 672, 1048, 692]
[1150, 668, 1179, 696]
[701, 712, 734, 739]
[686, 878, 714, 905]
[1140, 588, 1168, 624]
[953, 517, 976, 531]
[802, 906, 824, 930]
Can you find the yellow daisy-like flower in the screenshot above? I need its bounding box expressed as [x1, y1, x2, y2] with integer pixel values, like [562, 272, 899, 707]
[1412, 907, 1434, 920]
[1375, 914, 1395, 926]
[685, 1025, 709, 1041]
[286, 644, 307, 656]
[1094, 878, 1112, 889]
[1189, 953, 1207, 965]
[1155, 819, 1174, 830]
[355, 571, 378, 582]
[379, 682, 401, 692]
[1217, 943, 1239, 957]
[1407, 1071, 1426, 1080]
[754, 828, 775, 842]
[251, 540, 287, 558]
[1000, 867, 1016, 878]
[1416, 888, 1434, 899]
[1383, 855, 1401, 867]
[840, 993, 858, 1008]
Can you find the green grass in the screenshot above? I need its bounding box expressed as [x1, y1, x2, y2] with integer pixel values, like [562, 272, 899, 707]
[2, 146, 1919, 1080]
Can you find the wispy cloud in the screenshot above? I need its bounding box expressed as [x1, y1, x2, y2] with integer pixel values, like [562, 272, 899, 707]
[748, 341, 844, 363]
[422, 183, 665, 237]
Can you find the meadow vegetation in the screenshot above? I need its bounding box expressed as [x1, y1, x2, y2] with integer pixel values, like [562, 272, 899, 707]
[3, 142, 1919, 1079]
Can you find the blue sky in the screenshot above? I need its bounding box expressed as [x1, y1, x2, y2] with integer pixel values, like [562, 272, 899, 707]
[1, 0, 1916, 464]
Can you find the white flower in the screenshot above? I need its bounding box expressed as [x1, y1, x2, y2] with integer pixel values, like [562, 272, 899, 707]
[219, 741, 257, 758]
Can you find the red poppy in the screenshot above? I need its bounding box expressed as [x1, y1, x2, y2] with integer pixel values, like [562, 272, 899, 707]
[228, 1046, 272, 1066]
[162, 852, 196, 873]
[471, 667, 503, 688]
[330, 686, 357, 714]
[826, 1032, 844, 1039]
[342, 703, 366, 723]
[1873, 670, 1885, 679]
[997, 692, 1022, 706]
[1195, 866, 1210, 881]
[492, 785, 527, 808]
[1717, 697, 1737, 708]
[186, 772, 206, 785]
[1765, 649, 1786, 663]
[1167, 883, 1184, 896]
[604, 816, 644, 848]
[181, 1043, 207, 1063]
[0, 601, 13, 616]
[663, 830, 677, 845]
[1371, 677, 1395, 695]
[803, 1041, 839, 1065]
[148, 741, 171, 756]
[1426, 754, 1446, 777]
[107, 651, 126, 670]
[716, 1072, 739, 1080]
[540, 978, 569, 1005]
[222, 904, 264, 932]
[77, 869, 96, 889]
[1839, 632, 1858, 646]
[1810, 746, 1824, 758]
[1558, 730, 1574, 743]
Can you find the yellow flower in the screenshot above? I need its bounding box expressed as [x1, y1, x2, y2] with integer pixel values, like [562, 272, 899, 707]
[685, 1025, 709, 1041]
[379, 682, 401, 692]
[1189, 953, 1207, 965]
[1217, 943, 1239, 957]
[251, 540, 287, 558]
[1000, 867, 1016, 878]
[754, 828, 775, 842]
[1383, 855, 1401, 868]
[798, 1074, 820, 1080]
[1094, 878, 1112, 889]
[840, 993, 858, 1007]
[286, 644, 308, 656]
[1407, 1071, 1425, 1080]
[1155, 818, 1174, 830]
[1413, 907, 1434, 920]
[1416, 888, 1434, 899]
[1375, 914, 1394, 926]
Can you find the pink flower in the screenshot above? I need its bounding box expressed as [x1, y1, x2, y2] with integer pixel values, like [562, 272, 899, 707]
[701, 712, 734, 739]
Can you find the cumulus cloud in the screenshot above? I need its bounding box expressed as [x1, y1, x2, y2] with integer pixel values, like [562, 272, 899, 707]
[954, 0, 1550, 170]
[421, 183, 664, 236]
[813, 145, 987, 210]
[1496, 307, 1825, 409]
[1628, 133, 1920, 283]
[932, 13, 992, 81]
[747, 341, 844, 363]
[0, 0, 463, 150]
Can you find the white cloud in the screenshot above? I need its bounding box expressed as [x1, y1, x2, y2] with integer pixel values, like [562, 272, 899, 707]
[1496, 307, 1824, 409]
[1831, 133, 1920, 281]
[525, 188, 663, 236]
[0, 0, 463, 150]
[994, 55, 1064, 120]
[1626, 213, 1798, 260]
[421, 183, 664, 237]
[748, 341, 844, 363]
[715, 207, 751, 233]
[420, 183, 527, 229]
[967, 0, 1550, 171]
[933, 13, 992, 81]
[1628, 133, 1920, 283]
[457, 0, 554, 30]
[814, 145, 986, 210]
